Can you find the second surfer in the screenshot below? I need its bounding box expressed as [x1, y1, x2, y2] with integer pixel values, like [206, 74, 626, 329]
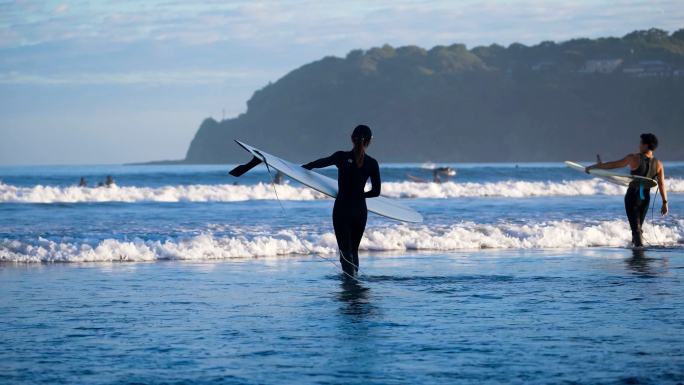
[302, 125, 381, 278]
[585, 133, 668, 247]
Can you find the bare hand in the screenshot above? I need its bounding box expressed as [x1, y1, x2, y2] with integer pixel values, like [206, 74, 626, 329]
[585, 166, 592, 174]
[661, 203, 668, 216]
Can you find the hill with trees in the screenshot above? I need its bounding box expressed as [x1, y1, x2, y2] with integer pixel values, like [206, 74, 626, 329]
[182, 28, 684, 164]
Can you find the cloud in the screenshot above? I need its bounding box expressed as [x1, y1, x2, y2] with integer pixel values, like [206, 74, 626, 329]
[52, 3, 69, 14]
[0, 69, 275, 85]
[1, 0, 683, 49]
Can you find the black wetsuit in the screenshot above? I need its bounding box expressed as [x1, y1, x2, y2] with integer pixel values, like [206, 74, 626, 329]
[303, 151, 381, 277]
[625, 154, 658, 246]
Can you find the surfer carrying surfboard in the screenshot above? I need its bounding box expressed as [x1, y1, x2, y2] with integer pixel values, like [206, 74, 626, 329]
[585, 133, 669, 247]
[302, 125, 380, 278]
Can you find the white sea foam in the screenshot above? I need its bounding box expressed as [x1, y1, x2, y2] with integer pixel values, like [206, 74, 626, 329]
[0, 182, 326, 203]
[0, 231, 339, 263]
[381, 179, 684, 199]
[361, 220, 683, 250]
[1, 179, 682, 203]
[2, 220, 681, 262]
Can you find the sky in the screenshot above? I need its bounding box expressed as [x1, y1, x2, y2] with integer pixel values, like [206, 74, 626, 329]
[1, 0, 683, 165]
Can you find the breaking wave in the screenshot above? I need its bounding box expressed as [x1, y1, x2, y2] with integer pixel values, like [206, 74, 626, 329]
[2, 220, 681, 262]
[0, 182, 325, 203]
[380, 179, 684, 199]
[0, 179, 682, 203]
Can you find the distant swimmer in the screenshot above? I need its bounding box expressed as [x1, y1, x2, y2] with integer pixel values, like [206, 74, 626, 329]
[105, 175, 115, 187]
[585, 133, 668, 247]
[79, 177, 87, 187]
[274, 170, 284, 185]
[596, 154, 603, 164]
[302, 125, 380, 278]
[433, 166, 455, 183]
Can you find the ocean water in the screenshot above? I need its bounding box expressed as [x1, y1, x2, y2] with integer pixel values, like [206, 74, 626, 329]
[1, 162, 683, 383]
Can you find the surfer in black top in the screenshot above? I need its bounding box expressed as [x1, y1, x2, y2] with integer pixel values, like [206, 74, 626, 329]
[302, 125, 381, 278]
[585, 133, 668, 247]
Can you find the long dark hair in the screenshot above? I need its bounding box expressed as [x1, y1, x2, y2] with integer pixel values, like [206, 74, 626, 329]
[352, 125, 372, 167]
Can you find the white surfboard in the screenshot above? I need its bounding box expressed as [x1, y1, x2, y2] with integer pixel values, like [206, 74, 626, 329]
[235, 140, 423, 223]
[565, 161, 657, 189]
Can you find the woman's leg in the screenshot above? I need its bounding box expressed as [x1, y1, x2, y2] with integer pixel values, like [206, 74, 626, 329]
[638, 192, 651, 228]
[333, 205, 355, 277]
[624, 189, 643, 246]
[349, 210, 368, 273]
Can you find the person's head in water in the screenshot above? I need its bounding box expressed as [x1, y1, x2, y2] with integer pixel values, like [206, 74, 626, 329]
[639, 133, 658, 154]
[351, 125, 372, 167]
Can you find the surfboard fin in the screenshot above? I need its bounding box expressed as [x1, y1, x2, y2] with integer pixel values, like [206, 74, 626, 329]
[229, 156, 262, 177]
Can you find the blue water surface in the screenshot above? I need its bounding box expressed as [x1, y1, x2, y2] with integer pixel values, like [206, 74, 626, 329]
[1, 163, 683, 383]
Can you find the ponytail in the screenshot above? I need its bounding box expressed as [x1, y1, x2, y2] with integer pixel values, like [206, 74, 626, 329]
[353, 136, 366, 167]
[351, 124, 372, 167]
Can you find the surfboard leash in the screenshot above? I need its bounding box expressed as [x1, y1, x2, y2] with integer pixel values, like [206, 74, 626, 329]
[647, 186, 665, 248]
[257, 154, 363, 280]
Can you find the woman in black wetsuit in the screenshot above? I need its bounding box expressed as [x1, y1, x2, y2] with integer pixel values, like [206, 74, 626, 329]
[302, 125, 381, 278]
[586, 133, 669, 247]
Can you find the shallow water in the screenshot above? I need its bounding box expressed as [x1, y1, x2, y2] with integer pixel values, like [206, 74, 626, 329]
[2, 249, 684, 384]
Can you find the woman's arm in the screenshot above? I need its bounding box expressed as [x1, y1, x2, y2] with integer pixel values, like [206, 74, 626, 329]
[586, 154, 637, 173]
[657, 161, 668, 216]
[365, 161, 381, 198]
[302, 152, 338, 170]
